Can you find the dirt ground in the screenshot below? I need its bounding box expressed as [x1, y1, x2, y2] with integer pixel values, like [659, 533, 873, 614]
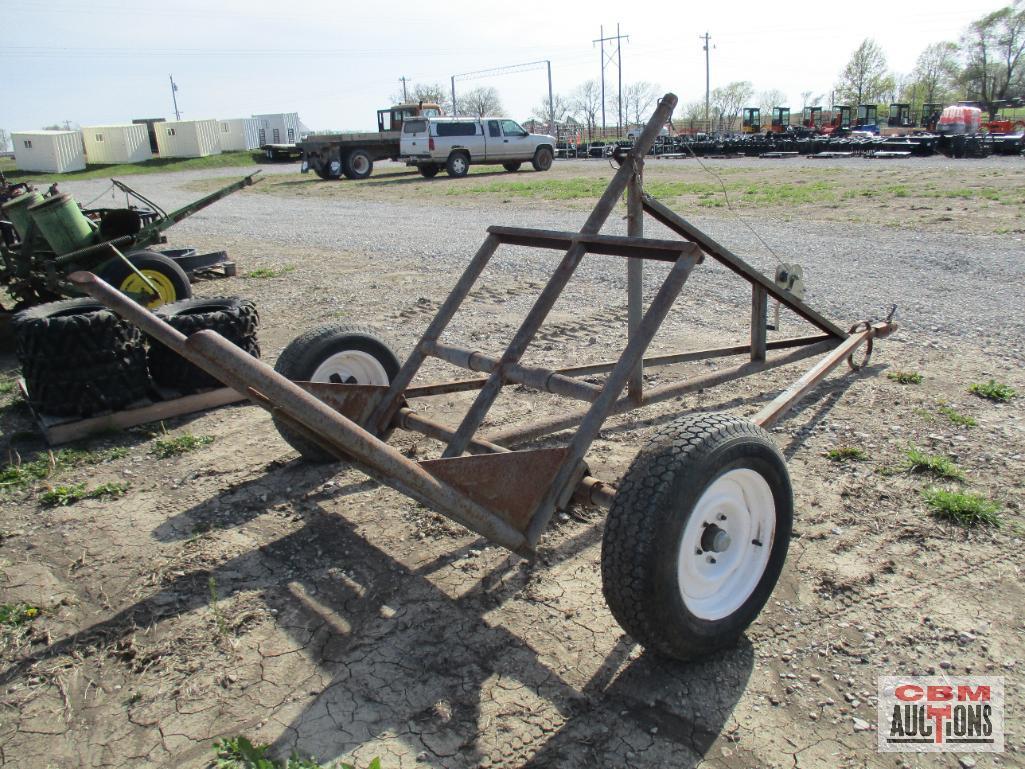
[0, 157, 1023, 769]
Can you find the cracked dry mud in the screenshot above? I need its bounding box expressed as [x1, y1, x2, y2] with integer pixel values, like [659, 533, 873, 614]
[0, 158, 1023, 769]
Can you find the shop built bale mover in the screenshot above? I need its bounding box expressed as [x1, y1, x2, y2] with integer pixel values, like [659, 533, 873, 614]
[70, 95, 896, 660]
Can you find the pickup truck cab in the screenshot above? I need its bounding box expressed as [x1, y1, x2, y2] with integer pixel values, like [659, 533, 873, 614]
[400, 117, 556, 178]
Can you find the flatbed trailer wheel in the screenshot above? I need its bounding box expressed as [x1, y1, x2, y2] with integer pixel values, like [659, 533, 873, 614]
[273, 323, 400, 462]
[343, 150, 374, 180]
[601, 413, 792, 661]
[418, 164, 440, 178]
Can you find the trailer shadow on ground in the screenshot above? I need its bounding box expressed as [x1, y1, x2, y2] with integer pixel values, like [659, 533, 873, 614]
[0, 453, 754, 767]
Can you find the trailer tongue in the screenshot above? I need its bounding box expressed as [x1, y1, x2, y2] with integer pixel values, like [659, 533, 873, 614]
[69, 93, 897, 661]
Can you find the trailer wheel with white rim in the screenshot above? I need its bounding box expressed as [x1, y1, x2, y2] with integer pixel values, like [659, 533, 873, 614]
[601, 412, 792, 661]
[272, 323, 401, 462]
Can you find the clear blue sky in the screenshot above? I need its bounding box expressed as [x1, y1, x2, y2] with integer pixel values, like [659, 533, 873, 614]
[1, 0, 1000, 137]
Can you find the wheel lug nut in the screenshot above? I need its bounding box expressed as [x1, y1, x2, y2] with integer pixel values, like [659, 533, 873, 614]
[706, 555, 716, 564]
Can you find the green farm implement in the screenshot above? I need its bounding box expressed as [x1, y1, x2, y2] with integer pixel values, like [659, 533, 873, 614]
[0, 173, 260, 314]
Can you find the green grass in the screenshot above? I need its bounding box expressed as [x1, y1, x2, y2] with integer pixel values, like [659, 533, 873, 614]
[152, 433, 214, 458]
[938, 405, 977, 428]
[904, 447, 964, 481]
[0, 603, 40, 627]
[826, 446, 868, 462]
[40, 480, 129, 507]
[968, 379, 1017, 403]
[212, 736, 380, 769]
[922, 488, 1001, 527]
[244, 265, 296, 279]
[2, 150, 264, 183]
[887, 370, 923, 385]
[1, 446, 130, 491]
[0, 379, 15, 396]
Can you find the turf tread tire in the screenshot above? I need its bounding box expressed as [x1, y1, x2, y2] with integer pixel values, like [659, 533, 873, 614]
[12, 298, 150, 417]
[150, 297, 260, 393]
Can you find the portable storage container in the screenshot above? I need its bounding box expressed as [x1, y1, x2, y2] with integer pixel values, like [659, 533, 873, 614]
[153, 119, 221, 157]
[82, 124, 152, 164]
[11, 130, 86, 173]
[217, 118, 260, 151]
[252, 113, 302, 145]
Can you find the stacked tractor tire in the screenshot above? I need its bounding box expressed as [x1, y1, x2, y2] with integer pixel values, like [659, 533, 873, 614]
[12, 297, 259, 418]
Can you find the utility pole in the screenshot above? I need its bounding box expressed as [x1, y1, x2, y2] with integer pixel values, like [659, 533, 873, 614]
[616, 22, 623, 134]
[546, 60, 555, 136]
[594, 24, 628, 137]
[700, 33, 711, 131]
[399, 76, 409, 102]
[169, 74, 181, 121]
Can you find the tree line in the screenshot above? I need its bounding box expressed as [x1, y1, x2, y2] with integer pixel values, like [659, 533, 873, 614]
[394, 1, 1023, 134]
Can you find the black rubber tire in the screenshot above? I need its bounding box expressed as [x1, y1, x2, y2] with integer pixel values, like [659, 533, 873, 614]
[531, 146, 554, 171]
[418, 164, 440, 178]
[272, 323, 401, 462]
[97, 250, 192, 309]
[343, 149, 374, 180]
[316, 155, 344, 180]
[601, 413, 792, 661]
[502, 161, 522, 172]
[446, 152, 470, 178]
[12, 298, 150, 417]
[149, 297, 260, 393]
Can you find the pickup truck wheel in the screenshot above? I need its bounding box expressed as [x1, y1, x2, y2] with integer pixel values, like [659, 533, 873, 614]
[418, 164, 440, 178]
[446, 152, 470, 178]
[502, 161, 522, 172]
[344, 150, 374, 180]
[531, 147, 554, 172]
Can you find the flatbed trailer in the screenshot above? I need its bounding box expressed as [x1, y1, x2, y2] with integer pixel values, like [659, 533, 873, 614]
[298, 101, 444, 181]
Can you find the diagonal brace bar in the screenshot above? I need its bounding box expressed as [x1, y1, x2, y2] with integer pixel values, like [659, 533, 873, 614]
[440, 94, 680, 459]
[525, 250, 699, 546]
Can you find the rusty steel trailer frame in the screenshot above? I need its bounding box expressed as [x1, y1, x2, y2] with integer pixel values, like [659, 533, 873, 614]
[68, 91, 895, 559]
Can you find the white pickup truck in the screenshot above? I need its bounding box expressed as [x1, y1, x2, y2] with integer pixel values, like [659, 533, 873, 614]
[400, 117, 556, 178]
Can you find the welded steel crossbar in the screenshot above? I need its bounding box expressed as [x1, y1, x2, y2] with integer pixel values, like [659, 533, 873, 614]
[68, 91, 896, 558]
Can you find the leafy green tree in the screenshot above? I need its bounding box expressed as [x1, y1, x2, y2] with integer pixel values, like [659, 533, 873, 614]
[711, 81, 753, 132]
[834, 39, 895, 105]
[960, 2, 1025, 117]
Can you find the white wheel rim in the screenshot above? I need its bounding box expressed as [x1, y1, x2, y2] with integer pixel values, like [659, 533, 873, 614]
[351, 155, 369, 174]
[329, 160, 342, 176]
[453, 157, 467, 173]
[311, 350, 389, 385]
[676, 467, 776, 621]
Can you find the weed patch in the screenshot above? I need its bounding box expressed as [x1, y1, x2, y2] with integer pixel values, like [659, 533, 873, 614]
[938, 405, 977, 427]
[922, 488, 1000, 527]
[826, 446, 868, 462]
[245, 265, 297, 279]
[904, 447, 964, 480]
[153, 433, 214, 458]
[887, 370, 923, 385]
[0, 603, 40, 627]
[212, 736, 381, 769]
[969, 379, 1016, 402]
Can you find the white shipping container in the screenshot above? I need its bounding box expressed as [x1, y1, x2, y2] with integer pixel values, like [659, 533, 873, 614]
[11, 130, 86, 173]
[82, 123, 152, 164]
[252, 112, 301, 145]
[154, 119, 222, 158]
[217, 118, 259, 151]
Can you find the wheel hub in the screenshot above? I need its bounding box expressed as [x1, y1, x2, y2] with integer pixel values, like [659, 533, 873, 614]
[676, 467, 776, 620]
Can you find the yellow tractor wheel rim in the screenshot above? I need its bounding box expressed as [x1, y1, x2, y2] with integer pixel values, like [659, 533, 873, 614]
[119, 270, 178, 308]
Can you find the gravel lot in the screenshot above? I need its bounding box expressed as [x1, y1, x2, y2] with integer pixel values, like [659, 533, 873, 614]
[1, 158, 1022, 769]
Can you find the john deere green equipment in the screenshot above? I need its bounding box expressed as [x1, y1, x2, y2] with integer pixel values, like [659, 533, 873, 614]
[0, 173, 260, 313]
